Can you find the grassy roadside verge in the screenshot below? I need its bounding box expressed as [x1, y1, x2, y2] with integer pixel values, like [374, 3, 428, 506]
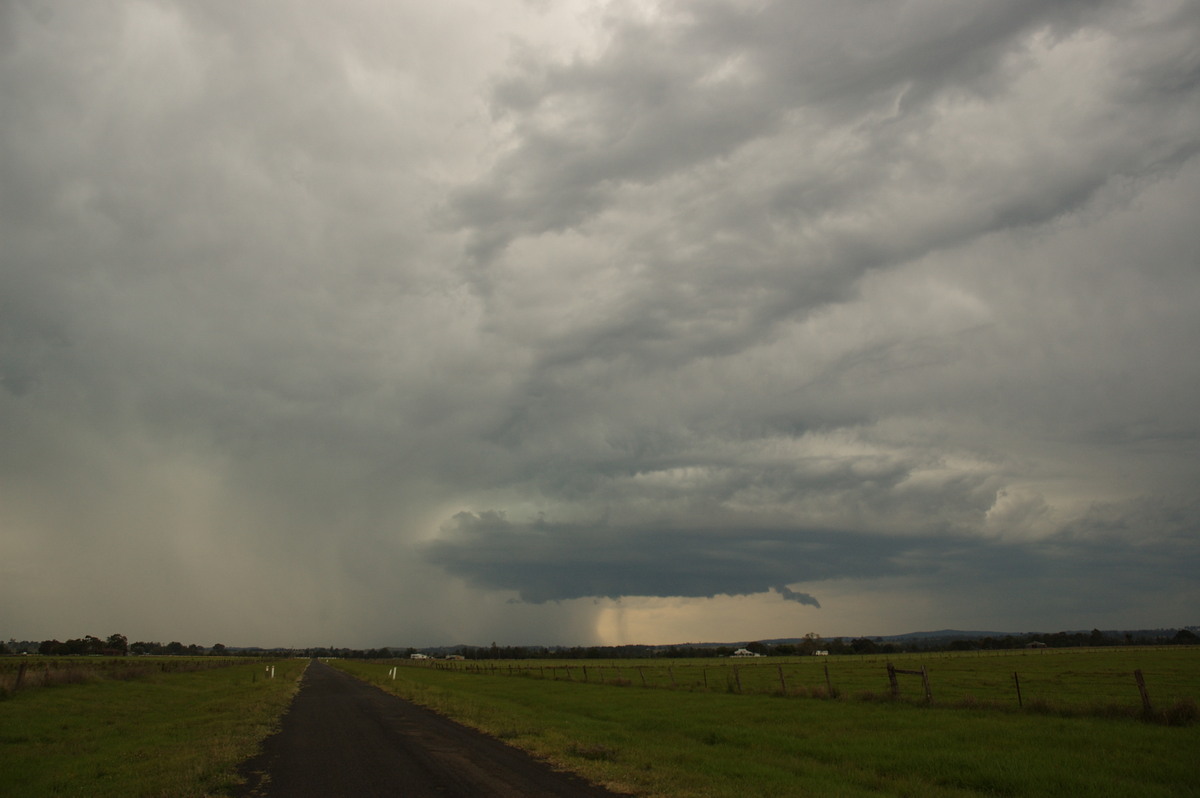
[0, 658, 306, 797]
[333, 657, 1199, 797]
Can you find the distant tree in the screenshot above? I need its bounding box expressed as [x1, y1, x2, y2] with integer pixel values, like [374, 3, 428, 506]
[164, 641, 186, 655]
[0, 640, 10, 656]
[827, 638, 852, 655]
[850, 637, 878, 655]
[106, 634, 128, 655]
[745, 641, 769, 655]
[210, 643, 228, 656]
[59, 637, 101, 656]
[798, 632, 822, 655]
[1173, 629, 1200, 645]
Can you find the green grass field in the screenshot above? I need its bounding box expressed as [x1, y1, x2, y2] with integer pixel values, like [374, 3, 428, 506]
[1, 649, 1195, 796]
[0, 658, 305, 797]
[416, 647, 1200, 714]
[334, 648, 1200, 797]
[0, 656, 254, 695]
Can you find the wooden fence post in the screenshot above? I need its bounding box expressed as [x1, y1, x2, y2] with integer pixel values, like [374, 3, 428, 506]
[824, 663, 833, 697]
[777, 666, 787, 694]
[1134, 669, 1153, 715]
[1013, 672, 1023, 708]
[638, 667, 646, 686]
[669, 666, 677, 687]
[887, 664, 932, 702]
[733, 666, 742, 694]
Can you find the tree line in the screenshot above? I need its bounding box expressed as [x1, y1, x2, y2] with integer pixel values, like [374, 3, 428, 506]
[6, 627, 1195, 660]
[424, 628, 1199, 660]
[1, 635, 234, 657]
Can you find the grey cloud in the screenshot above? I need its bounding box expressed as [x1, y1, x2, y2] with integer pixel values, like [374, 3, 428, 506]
[451, 0, 1200, 397]
[3, 0, 1199, 648]
[428, 498, 1199, 611]
[453, 0, 1116, 254]
[773, 586, 820, 608]
[426, 511, 909, 603]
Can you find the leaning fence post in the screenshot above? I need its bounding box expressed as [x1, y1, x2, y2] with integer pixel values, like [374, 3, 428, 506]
[777, 666, 787, 694]
[1134, 669, 1153, 715]
[887, 663, 899, 697]
[920, 666, 932, 702]
[1013, 672, 1023, 707]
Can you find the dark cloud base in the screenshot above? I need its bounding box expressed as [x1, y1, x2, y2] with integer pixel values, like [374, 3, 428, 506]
[425, 505, 1200, 607]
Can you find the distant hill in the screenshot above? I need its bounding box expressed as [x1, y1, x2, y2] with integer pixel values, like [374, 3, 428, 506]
[750, 630, 1009, 646]
[875, 629, 1013, 641]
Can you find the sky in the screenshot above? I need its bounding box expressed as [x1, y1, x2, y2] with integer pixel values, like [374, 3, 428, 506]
[2, 0, 1198, 649]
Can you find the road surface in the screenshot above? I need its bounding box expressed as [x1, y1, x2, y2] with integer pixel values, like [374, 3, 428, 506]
[231, 659, 626, 797]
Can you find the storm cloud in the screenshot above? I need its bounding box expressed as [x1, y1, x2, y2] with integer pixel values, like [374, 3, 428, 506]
[2, 0, 1198, 647]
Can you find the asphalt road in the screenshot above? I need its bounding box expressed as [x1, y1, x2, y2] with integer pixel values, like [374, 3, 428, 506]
[231, 659, 626, 798]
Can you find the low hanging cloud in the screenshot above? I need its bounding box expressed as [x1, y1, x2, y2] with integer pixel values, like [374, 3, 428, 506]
[774, 586, 820, 608]
[428, 500, 1200, 612]
[425, 511, 912, 604]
